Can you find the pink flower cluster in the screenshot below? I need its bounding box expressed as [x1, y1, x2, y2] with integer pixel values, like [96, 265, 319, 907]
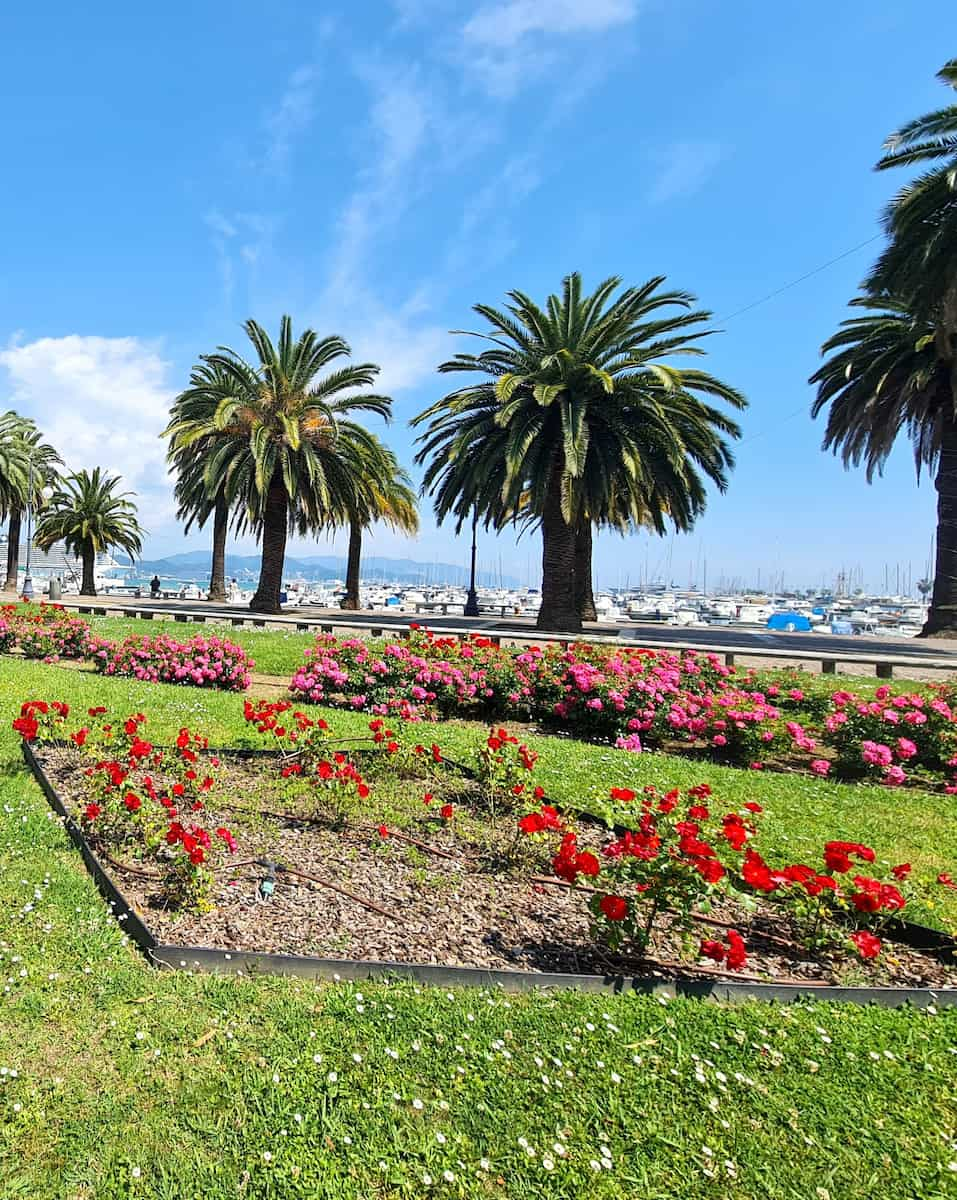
[0, 601, 92, 662]
[90, 633, 253, 691]
[822, 684, 957, 787]
[287, 631, 957, 789]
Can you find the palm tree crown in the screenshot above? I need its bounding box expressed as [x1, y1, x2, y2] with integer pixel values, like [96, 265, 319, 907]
[164, 316, 392, 613]
[1, 415, 62, 592]
[810, 297, 951, 480]
[34, 468, 143, 596]
[413, 273, 745, 631]
[868, 59, 957, 352]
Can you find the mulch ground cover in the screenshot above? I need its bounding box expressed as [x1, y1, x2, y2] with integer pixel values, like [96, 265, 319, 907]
[35, 744, 957, 989]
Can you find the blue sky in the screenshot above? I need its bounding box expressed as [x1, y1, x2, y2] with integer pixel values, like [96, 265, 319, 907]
[0, 0, 951, 591]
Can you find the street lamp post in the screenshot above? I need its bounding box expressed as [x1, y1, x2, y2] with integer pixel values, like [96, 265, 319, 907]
[464, 510, 480, 618]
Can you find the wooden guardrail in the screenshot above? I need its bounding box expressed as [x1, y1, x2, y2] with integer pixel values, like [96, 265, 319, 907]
[51, 596, 957, 680]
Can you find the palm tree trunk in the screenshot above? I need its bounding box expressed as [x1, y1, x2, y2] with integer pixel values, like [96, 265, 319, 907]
[80, 544, 97, 597]
[536, 458, 581, 633]
[341, 521, 362, 610]
[923, 405, 957, 635]
[208, 495, 228, 603]
[250, 472, 288, 614]
[4, 507, 21, 592]
[575, 521, 597, 622]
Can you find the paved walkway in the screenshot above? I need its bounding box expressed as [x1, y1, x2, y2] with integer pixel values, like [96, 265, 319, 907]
[56, 593, 957, 664]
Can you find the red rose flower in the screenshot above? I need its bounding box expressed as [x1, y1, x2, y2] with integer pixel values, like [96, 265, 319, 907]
[576, 851, 600, 878]
[599, 895, 628, 922]
[725, 929, 747, 970]
[700, 938, 725, 963]
[850, 930, 882, 959]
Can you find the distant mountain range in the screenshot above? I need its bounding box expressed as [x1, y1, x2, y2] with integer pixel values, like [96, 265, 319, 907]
[118, 551, 519, 589]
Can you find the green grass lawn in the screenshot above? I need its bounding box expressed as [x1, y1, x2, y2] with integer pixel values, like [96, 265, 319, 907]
[2, 658, 957, 1198]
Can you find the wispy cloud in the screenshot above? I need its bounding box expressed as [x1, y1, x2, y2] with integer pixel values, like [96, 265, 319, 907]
[262, 64, 320, 176]
[204, 210, 279, 313]
[461, 0, 639, 96]
[464, 0, 637, 46]
[647, 140, 726, 204]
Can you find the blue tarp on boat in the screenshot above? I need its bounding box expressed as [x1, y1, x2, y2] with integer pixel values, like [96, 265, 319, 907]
[766, 611, 812, 632]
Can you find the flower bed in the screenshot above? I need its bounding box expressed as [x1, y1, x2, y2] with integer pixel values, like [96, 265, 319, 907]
[13, 697, 957, 989]
[288, 630, 957, 789]
[88, 632, 253, 691]
[0, 600, 92, 661]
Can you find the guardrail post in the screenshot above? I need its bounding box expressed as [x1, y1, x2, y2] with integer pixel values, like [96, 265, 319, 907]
[822, 659, 836, 674]
[724, 652, 735, 667]
[876, 662, 894, 680]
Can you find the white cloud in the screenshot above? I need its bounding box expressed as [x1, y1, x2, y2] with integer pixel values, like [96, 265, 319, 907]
[0, 335, 176, 541]
[464, 0, 637, 47]
[647, 140, 726, 204]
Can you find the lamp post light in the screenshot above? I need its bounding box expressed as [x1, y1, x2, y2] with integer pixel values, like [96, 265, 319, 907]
[464, 509, 480, 618]
[22, 458, 53, 601]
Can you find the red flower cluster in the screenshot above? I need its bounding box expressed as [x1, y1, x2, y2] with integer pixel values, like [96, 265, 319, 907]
[12, 699, 70, 741]
[848, 875, 905, 914]
[699, 929, 747, 970]
[823, 841, 876, 874]
[517, 805, 563, 835]
[850, 929, 882, 959]
[552, 833, 600, 883]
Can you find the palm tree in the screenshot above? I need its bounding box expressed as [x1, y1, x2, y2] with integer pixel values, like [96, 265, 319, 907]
[336, 436, 419, 610]
[34, 468, 144, 596]
[413, 273, 745, 632]
[164, 364, 254, 603]
[166, 317, 391, 614]
[810, 296, 957, 634]
[2, 417, 62, 593]
[868, 59, 957, 380]
[0, 412, 31, 590]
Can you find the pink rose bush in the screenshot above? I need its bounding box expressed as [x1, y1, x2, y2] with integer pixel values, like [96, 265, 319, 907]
[821, 685, 957, 786]
[90, 632, 253, 691]
[288, 629, 957, 789]
[0, 601, 92, 660]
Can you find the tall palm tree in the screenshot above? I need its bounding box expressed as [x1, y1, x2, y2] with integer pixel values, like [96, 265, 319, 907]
[868, 58, 957, 379]
[166, 317, 391, 614]
[413, 273, 745, 632]
[2, 417, 62, 593]
[336, 436, 419, 611]
[165, 364, 253, 603]
[34, 468, 144, 596]
[810, 296, 957, 634]
[0, 412, 31, 590]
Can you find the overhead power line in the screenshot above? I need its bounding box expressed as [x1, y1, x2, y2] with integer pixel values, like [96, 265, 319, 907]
[719, 233, 884, 324]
